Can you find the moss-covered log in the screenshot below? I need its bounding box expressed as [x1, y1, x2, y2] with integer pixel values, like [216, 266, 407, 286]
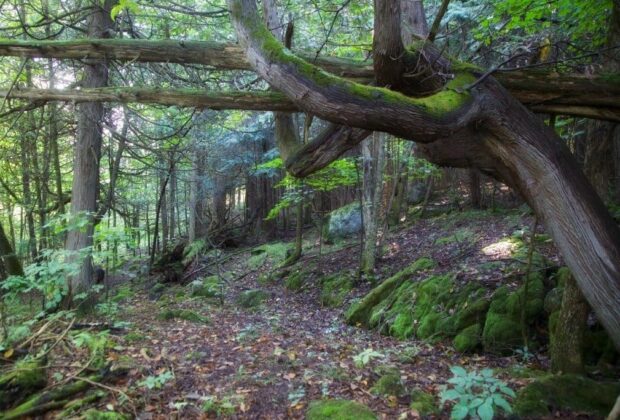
[0, 359, 46, 410]
[0, 374, 99, 420]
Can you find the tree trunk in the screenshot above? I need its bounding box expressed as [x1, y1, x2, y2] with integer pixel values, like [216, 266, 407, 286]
[228, 0, 620, 349]
[469, 169, 482, 208]
[0, 221, 24, 277]
[551, 270, 590, 374]
[64, 0, 113, 307]
[360, 132, 385, 275]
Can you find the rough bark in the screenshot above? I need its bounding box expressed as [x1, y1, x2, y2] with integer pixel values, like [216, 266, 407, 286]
[228, 0, 620, 350]
[550, 271, 589, 374]
[64, 0, 113, 306]
[0, 221, 23, 277]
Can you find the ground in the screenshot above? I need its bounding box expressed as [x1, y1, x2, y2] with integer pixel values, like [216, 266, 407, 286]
[2, 208, 618, 419]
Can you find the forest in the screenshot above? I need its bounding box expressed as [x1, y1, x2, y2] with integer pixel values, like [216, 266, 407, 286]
[0, 0, 619, 418]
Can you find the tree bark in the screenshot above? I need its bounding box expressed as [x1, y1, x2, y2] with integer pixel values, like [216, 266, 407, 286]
[228, 0, 620, 350]
[0, 221, 23, 277]
[64, 0, 113, 307]
[550, 270, 589, 374]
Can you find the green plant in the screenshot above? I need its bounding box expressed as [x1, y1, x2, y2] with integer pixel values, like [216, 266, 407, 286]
[514, 346, 534, 363]
[353, 348, 384, 368]
[440, 366, 515, 420]
[138, 370, 174, 390]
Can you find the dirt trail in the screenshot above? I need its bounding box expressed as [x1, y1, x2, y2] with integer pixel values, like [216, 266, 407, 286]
[115, 247, 517, 419]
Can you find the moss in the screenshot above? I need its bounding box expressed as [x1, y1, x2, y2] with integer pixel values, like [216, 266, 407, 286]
[371, 372, 405, 397]
[84, 409, 129, 420]
[124, 332, 146, 342]
[482, 312, 522, 353]
[306, 399, 377, 420]
[544, 287, 563, 314]
[434, 228, 475, 245]
[189, 276, 221, 298]
[158, 309, 208, 323]
[555, 266, 571, 287]
[285, 270, 305, 291]
[236, 289, 269, 309]
[416, 312, 441, 339]
[453, 323, 481, 352]
[410, 389, 438, 416]
[453, 295, 489, 330]
[514, 374, 620, 417]
[345, 257, 435, 326]
[0, 358, 47, 409]
[505, 276, 545, 322]
[320, 272, 354, 307]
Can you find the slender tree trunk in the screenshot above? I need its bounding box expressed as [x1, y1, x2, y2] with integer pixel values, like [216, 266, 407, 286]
[160, 170, 169, 250]
[64, 0, 113, 307]
[469, 169, 482, 208]
[360, 132, 385, 275]
[0, 221, 24, 277]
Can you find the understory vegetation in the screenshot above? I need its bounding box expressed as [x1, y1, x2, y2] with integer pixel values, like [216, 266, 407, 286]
[1, 0, 620, 418]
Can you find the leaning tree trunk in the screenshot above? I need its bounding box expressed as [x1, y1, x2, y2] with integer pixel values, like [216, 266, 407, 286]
[64, 0, 114, 307]
[227, 0, 620, 350]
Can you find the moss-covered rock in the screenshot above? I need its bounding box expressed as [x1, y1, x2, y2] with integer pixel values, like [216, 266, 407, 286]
[0, 358, 47, 409]
[324, 203, 362, 243]
[345, 257, 435, 327]
[410, 389, 438, 416]
[158, 309, 208, 323]
[320, 271, 354, 307]
[83, 409, 129, 420]
[514, 374, 620, 417]
[454, 324, 481, 352]
[306, 399, 376, 420]
[189, 276, 221, 298]
[370, 372, 405, 397]
[544, 286, 563, 314]
[236, 289, 269, 309]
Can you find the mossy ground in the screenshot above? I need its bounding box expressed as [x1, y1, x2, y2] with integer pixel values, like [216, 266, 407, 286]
[158, 308, 209, 323]
[320, 271, 355, 307]
[410, 389, 438, 416]
[306, 399, 377, 420]
[514, 374, 620, 417]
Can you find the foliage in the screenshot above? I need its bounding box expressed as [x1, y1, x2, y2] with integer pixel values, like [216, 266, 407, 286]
[138, 370, 174, 390]
[261, 158, 357, 220]
[353, 348, 384, 368]
[439, 366, 515, 420]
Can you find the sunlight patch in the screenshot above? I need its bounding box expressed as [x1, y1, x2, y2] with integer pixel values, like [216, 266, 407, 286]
[481, 239, 516, 259]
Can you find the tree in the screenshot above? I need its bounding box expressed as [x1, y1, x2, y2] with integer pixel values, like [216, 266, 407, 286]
[64, 0, 114, 307]
[227, 0, 620, 349]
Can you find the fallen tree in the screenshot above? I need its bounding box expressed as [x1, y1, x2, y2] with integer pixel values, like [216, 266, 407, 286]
[0, 39, 618, 121]
[227, 0, 620, 350]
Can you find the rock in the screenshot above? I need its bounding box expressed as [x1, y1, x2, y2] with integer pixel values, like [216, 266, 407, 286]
[514, 374, 620, 417]
[407, 181, 427, 204]
[325, 203, 362, 242]
[544, 286, 563, 314]
[236, 289, 269, 309]
[306, 399, 376, 420]
[189, 276, 221, 298]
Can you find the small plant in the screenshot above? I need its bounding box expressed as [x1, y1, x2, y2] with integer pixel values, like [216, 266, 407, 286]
[201, 395, 241, 416]
[139, 370, 174, 390]
[514, 346, 534, 363]
[353, 348, 384, 368]
[440, 366, 515, 420]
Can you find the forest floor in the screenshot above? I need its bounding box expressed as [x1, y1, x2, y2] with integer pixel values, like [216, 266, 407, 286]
[7, 208, 617, 419]
[87, 208, 567, 419]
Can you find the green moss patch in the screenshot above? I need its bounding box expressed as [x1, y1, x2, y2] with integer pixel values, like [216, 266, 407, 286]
[454, 323, 482, 352]
[410, 389, 438, 416]
[306, 399, 377, 420]
[236, 289, 269, 309]
[320, 271, 355, 307]
[0, 358, 47, 409]
[371, 372, 405, 397]
[284, 270, 306, 292]
[514, 374, 620, 417]
[158, 309, 208, 323]
[189, 276, 221, 298]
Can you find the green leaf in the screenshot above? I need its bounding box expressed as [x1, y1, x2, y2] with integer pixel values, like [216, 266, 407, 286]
[493, 394, 513, 413]
[450, 366, 467, 377]
[451, 402, 469, 420]
[477, 399, 494, 420]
